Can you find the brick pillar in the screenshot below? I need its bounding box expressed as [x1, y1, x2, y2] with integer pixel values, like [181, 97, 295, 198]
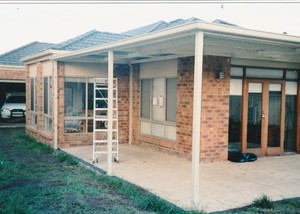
[177, 57, 195, 158]
[177, 56, 230, 162]
[57, 62, 65, 147]
[25, 65, 30, 128]
[114, 64, 130, 144]
[36, 62, 44, 131]
[200, 56, 231, 162]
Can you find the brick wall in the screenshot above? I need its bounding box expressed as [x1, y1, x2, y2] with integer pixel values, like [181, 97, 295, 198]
[0, 67, 25, 80]
[132, 56, 230, 162]
[115, 65, 130, 144]
[200, 56, 230, 162]
[26, 62, 54, 146]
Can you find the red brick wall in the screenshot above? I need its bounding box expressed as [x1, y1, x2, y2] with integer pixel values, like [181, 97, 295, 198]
[0, 67, 25, 80]
[26, 62, 54, 146]
[115, 65, 130, 144]
[132, 56, 230, 162]
[200, 56, 230, 162]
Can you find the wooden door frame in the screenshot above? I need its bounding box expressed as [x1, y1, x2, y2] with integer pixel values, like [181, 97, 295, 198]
[241, 79, 285, 156]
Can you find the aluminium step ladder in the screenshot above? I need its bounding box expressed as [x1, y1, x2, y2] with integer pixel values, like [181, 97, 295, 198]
[92, 78, 119, 163]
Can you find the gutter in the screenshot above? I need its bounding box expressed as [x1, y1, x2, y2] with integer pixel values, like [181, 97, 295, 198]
[22, 49, 69, 64]
[0, 65, 25, 70]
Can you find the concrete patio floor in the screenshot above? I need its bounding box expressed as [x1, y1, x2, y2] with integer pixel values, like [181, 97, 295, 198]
[62, 144, 300, 213]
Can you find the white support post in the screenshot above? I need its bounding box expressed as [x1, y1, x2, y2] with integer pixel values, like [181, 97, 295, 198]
[107, 51, 114, 175]
[128, 63, 133, 145]
[191, 32, 204, 208]
[53, 61, 58, 150]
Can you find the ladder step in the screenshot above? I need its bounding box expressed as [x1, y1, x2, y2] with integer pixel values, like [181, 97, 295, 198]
[94, 129, 118, 132]
[94, 140, 118, 143]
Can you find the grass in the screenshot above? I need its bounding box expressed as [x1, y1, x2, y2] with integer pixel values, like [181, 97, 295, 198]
[1, 128, 300, 214]
[0, 128, 202, 214]
[213, 195, 300, 214]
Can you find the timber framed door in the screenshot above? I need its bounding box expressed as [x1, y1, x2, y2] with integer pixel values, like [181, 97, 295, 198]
[241, 79, 285, 156]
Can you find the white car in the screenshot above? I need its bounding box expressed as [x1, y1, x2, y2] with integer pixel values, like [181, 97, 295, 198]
[0, 93, 26, 119]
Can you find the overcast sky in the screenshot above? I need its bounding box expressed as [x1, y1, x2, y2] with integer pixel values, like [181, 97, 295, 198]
[0, 1, 300, 54]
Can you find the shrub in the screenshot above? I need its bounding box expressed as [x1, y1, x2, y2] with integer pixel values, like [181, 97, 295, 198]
[252, 194, 274, 209]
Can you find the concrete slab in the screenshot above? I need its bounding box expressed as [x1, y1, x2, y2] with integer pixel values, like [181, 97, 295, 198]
[62, 144, 300, 213]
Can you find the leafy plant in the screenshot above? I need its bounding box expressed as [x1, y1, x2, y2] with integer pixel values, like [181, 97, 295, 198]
[252, 194, 274, 209]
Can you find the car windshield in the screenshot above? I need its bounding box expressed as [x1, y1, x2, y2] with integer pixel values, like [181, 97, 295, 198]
[6, 96, 25, 104]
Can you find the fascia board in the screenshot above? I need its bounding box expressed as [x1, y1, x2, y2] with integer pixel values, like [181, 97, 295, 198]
[22, 50, 69, 64]
[0, 65, 25, 70]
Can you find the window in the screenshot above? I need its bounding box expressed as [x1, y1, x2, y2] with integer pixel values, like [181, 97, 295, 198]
[64, 77, 94, 133]
[30, 78, 37, 126]
[43, 76, 52, 131]
[140, 77, 177, 141]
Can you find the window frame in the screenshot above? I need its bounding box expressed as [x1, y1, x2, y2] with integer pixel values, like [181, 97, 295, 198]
[43, 76, 52, 131]
[64, 76, 95, 134]
[30, 77, 37, 127]
[140, 77, 177, 141]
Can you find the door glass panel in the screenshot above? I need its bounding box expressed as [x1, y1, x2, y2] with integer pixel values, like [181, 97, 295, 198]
[285, 95, 296, 152]
[268, 84, 281, 148]
[247, 83, 262, 149]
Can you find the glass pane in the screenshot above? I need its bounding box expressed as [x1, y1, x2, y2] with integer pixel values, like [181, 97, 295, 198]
[64, 119, 84, 133]
[230, 79, 242, 96]
[44, 77, 48, 114]
[151, 123, 164, 138]
[166, 78, 177, 122]
[152, 78, 165, 121]
[247, 68, 283, 79]
[247, 83, 262, 149]
[64, 78, 86, 116]
[285, 95, 296, 152]
[286, 70, 298, 80]
[30, 78, 34, 111]
[141, 79, 151, 118]
[88, 81, 94, 117]
[268, 85, 281, 148]
[228, 95, 242, 152]
[49, 77, 52, 116]
[230, 67, 243, 77]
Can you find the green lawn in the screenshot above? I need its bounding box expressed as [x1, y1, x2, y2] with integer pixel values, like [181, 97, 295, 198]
[1, 128, 300, 214]
[0, 128, 197, 214]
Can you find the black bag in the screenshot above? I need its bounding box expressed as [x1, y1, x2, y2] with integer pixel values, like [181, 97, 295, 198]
[228, 152, 257, 163]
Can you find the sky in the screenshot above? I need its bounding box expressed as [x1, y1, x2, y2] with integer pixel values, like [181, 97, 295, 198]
[0, 1, 300, 54]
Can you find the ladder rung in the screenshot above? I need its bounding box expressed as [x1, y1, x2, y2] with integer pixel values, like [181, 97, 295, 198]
[94, 140, 118, 143]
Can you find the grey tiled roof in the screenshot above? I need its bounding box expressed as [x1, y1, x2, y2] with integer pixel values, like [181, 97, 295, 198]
[213, 19, 237, 26]
[122, 17, 201, 36]
[52, 30, 130, 51]
[0, 42, 54, 66]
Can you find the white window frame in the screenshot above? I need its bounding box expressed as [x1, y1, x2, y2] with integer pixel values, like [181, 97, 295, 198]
[140, 77, 177, 141]
[64, 77, 95, 134]
[30, 77, 37, 127]
[43, 76, 52, 131]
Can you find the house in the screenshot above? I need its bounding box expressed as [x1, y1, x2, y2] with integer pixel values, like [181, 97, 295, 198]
[21, 18, 300, 204]
[0, 42, 54, 107]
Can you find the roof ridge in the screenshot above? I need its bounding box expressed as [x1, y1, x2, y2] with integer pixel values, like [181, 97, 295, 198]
[52, 29, 98, 50]
[149, 20, 167, 32]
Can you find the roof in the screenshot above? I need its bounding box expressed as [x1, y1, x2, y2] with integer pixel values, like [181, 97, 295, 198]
[53, 19, 300, 67]
[0, 42, 54, 66]
[52, 30, 130, 51]
[122, 17, 201, 36]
